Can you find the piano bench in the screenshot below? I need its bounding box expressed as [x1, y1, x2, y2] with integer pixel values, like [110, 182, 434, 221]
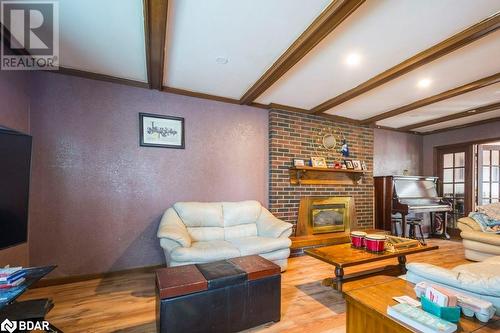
[407, 219, 426, 245]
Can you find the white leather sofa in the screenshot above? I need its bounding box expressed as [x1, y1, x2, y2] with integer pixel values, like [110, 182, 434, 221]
[406, 256, 500, 315]
[157, 201, 293, 271]
[458, 217, 500, 261]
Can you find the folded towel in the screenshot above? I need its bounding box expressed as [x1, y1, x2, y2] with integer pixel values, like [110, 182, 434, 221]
[469, 212, 500, 233]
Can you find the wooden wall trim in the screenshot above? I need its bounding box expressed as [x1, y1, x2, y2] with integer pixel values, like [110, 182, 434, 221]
[360, 72, 500, 125]
[145, 0, 169, 90]
[399, 101, 500, 131]
[162, 86, 266, 109]
[239, 0, 365, 105]
[50, 67, 150, 89]
[421, 116, 500, 135]
[311, 13, 500, 114]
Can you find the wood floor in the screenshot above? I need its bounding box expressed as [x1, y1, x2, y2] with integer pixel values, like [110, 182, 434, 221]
[19, 240, 470, 333]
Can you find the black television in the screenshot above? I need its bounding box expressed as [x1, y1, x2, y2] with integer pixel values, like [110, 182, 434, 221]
[0, 127, 32, 249]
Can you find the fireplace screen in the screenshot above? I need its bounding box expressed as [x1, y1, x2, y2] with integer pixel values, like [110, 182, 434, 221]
[311, 204, 346, 234]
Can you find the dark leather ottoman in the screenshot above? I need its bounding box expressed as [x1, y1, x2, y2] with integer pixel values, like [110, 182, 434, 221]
[156, 255, 281, 333]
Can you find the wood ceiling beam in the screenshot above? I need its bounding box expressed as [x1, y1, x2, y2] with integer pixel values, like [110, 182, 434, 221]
[421, 116, 500, 135]
[144, 0, 169, 90]
[239, 0, 365, 105]
[360, 73, 500, 125]
[399, 101, 500, 131]
[311, 12, 500, 115]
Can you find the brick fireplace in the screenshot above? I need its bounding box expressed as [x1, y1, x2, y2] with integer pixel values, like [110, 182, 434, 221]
[268, 110, 374, 235]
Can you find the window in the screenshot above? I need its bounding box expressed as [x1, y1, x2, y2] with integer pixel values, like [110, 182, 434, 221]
[478, 145, 500, 205]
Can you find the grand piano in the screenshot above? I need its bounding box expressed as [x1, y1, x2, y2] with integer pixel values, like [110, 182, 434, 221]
[374, 176, 452, 239]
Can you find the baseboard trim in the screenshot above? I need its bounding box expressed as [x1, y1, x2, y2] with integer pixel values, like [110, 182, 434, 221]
[33, 264, 163, 288]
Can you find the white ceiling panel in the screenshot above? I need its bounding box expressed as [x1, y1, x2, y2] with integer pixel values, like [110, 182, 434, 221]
[59, 0, 148, 82]
[377, 82, 500, 128]
[324, 30, 500, 119]
[164, 0, 332, 99]
[256, 0, 500, 109]
[414, 109, 500, 133]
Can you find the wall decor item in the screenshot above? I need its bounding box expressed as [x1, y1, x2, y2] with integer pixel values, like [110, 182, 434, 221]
[311, 157, 327, 168]
[139, 113, 185, 149]
[293, 159, 305, 167]
[361, 161, 368, 171]
[344, 160, 354, 169]
[341, 138, 350, 157]
[314, 127, 339, 159]
[352, 160, 362, 170]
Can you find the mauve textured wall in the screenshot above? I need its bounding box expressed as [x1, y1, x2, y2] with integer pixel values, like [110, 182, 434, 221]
[28, 73, 269, 277]
[0, 71, 30, 267]
[373, 128, 423, 176]
[422, 121, 500, 175]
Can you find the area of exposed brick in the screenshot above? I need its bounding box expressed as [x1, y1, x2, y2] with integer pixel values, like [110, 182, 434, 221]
[269, 110, 374, 234]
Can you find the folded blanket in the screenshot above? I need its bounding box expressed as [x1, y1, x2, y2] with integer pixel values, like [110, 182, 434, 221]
[469, 212, 500, 234]
[477, 202, 500, 220]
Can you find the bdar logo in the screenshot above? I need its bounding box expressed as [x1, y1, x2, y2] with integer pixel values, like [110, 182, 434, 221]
[0, 319, 17, 333]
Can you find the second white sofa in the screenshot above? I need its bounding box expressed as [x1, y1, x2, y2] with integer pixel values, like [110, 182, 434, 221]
[157, 200, 293, 271]
[406, 256, 500, 315]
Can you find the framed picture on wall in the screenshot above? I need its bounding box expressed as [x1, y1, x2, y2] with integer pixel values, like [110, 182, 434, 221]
[139, 113, 185, 149]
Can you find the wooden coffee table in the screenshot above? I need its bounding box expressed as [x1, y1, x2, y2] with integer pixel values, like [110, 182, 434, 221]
[305, 243, 438, 292]
[344, 279, 500, 333]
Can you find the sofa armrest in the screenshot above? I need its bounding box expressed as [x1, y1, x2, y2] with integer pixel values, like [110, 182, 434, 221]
[256, 208, 293, 239]
[157, 208, 192, 247]
[458, 217, 482, 232]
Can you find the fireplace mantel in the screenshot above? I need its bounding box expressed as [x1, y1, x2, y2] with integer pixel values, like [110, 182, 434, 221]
[289, 166, 365, 185]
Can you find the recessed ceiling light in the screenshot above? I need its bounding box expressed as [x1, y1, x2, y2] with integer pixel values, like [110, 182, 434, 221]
[417, 78, 432, 88]
[215, 57, 229, 64]
[345, 53, 361, 66]
[467, 109, 477, 114]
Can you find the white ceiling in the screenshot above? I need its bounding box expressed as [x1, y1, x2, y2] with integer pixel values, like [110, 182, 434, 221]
[414, 108, 500, 133]
[163, 0, 331, 99]
[256, 0, 500, 109]
[377, 82, 500, 128]
[324, 30, 500, 119]
[58, 0, 148, 82]
[32, 0, 500, 134]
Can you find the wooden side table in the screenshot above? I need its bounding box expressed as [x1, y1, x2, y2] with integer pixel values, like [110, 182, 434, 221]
[344, 279, 500, 333]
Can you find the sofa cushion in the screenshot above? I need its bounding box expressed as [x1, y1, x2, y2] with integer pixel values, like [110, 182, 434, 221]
[461, 230, 500, 246]
[174, 202, 223, 227]
[406, 261, 500, 297]
[171, 240, 240, 262]
[228, 236, 292, 256]
[453, 256, 500, 277]
[458, 217, 482, 232]
[222, 201, 262, 227]
[224, 224, 258, 240]
[187, 227, 225, 242]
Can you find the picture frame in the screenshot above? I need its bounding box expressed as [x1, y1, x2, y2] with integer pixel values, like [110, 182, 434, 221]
[361, 161, 367, 171]
[344, 159, 354, 169]
[293, 159, 305, 167]
[352, 160, 362, 170]
[311, 156, 327, 168]
[139, 113, 185, 149]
